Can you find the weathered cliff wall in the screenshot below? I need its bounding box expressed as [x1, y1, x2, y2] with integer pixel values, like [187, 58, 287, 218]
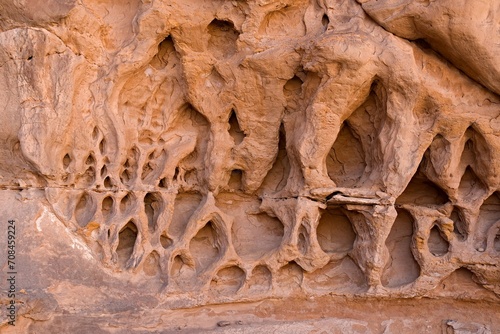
[0, 0, 499, 332]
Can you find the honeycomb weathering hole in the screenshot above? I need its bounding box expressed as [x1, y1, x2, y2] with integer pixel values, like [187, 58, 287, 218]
[144, 192, 161, 233]
[276, 261, 304, 292]
[117, 221, 138, 268]
[210, 266, 245, 296]
[327, 121, 366, 188]
[304, 257, 368, 292]
[317, 208, 356, 254]
[247, 265, 272, 293]
[74, 192, 96, 227]
[231, 212, 284, 261]
[150, 36, 175, 70]
[189, 221, 220, 272]
[228, 169, 243, 191]
[382, 209, 420, 288]
[428, 225, 449, 257]
[451, 207, 467, 241]
[207, 19, 239, 58]
[101, 196, 114, 220]
[7, 0, 500, 322]
[228, 110, 245, 145]
[396, 169, 449, 206]
[284, 75, 303, 97]
[477, 192, 500, 250]
[143, 251, 161, 277]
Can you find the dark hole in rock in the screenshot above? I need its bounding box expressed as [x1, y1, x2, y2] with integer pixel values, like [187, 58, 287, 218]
[160, 233, 172, 249]
[396, 169, 448, 205]
[228, 169, 243, 191]
[322, 14, 329, 30]
[382, 209, 420, 288]
[117, 221, 138, 268]
[451, 207, 467, 241]
[144, 192, 161, 233]
[120, 193, 132, 212]
[63, 153, 71, 169]
[210, 266, 245, 296]
[75, 192, 96, 227]
[104, 176, 112, 188]
[207, 19, 239, 58]
[228, 110, 245, 145]
[428, 224, 449, 256]
[189, 221, 220, 272]
[317, 207, 356, 253]
[102, 196, 114, 219]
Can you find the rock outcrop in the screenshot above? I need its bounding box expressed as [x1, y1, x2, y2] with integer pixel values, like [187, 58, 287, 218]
[0, 0, 499, 332]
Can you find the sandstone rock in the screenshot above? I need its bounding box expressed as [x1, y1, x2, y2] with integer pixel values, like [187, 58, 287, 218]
[0, 0, 498, 332]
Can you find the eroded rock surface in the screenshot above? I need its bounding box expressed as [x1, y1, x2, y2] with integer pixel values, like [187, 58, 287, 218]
[0, 0, 499, 332]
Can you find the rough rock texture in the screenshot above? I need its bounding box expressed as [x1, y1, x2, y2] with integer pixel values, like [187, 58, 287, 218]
[0, 0, 499, 332]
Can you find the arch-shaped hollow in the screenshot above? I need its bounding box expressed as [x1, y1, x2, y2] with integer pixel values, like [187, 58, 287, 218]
[150, 36, 176, 70]
[143, 251, 161, 277]
[457, 166, 487, 202]
[210, 266, 246, 296]
[326, 121, 366, 188]
[116, 221, 138, 268]
[231, 212, 284, 261]
[189, 221, 220, 272]
[258, 124, 290, 193]
[321, 14, 329, 31]
[396, 168, 449, 206]
[246, 265, 272, 293]
[144, 192, 162, 234]
[228, 169, 243, 191]
[317, 207, 356, 254]
[283, 75, 303, 98]
[63, 153, 71, 169]
[101, 196, 114, 220]
[74, 192, 96, 228]
[275, 261, 303, 292]
[228, 109, 245, 145]
[207, 19, 239, 58]
[477, 192, 500, 251]
[451, 207, 467, 241]
[459, 126, 491, 175]
[120, 192, 134, 213]
[381, 209, 420, 288]
[428, 224, 450, 257]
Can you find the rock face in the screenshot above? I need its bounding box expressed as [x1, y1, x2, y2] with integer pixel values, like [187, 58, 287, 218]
[0, 0, 499, 332]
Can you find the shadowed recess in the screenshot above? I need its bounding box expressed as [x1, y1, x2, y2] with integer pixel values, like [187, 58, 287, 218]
[327, 122, 366, 188]
[74, 192, 96, 227]
[258, 124, 290, 193]
[207, 19, 239, 58]
[275, 261, 303, 292]
[210, 266, 245, 296]
[317, 207, 356, 253]
[228, 110, 245, 145]
[231, 212, 284, 261]
[382, 209, 420, 288]
[247, 265, 272, 293]
[428, 224, 449, 257]
[189, 221, 220, 272]
[117, 221, 138, 268]
[451, 207, 467, 241]
[144, 192, 161, 234]
[304, 257, 367, 292]
[396, 169, 448, 206]
[476, 192, 500, 251]
[143, 251, 161, 277]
